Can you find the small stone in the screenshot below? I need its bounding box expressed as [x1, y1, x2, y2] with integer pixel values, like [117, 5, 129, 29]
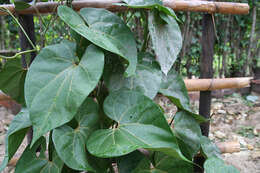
[241, 113, 248, 117]
[238, 138, 247, 146]
[251, 151, 260, 160]
[247, 144, 254, 150]
[217, 110, 226, 114]
[253, 124, 260, 135]
[0, 134, 5, 145]
[214, 131, 226, 139]
[212, 103, 223, 110]
[253, 128, 258, 135]
[209, 133, 214, 140]
[228, 116, 234, 120]
[3, 119, 12, 125]
[227, 110, 235, 115]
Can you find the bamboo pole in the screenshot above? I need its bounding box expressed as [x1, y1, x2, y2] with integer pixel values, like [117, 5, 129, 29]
[0, 91, 11, 101]
[216, 141, 240, 154]
[0, 0, 249, 16]
[184, 77, 253, 91]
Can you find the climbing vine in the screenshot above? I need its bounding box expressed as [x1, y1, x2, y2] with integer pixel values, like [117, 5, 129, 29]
[0, 0, 240, 172]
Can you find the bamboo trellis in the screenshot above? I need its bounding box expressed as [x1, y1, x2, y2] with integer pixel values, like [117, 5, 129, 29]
[0, 0, 249, 16]
[0, 1, 254, 170]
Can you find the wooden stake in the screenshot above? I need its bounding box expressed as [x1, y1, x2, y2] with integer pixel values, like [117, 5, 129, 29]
[0, 0, 249, 16]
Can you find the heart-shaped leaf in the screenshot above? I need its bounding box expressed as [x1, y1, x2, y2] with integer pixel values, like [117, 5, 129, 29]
[117, 150, 151, 173]
[87, 90, 187, 161]
[15, 137, 63, 173]
[58, 6, 137, 77]
[0, 109, 31, 171]
[159, 69, 206, 123]
[153, 152, 192, 173]
[204, 157, 240, 173]
[25, 42, 104, 145]
[53, 98, 100, 172]
[133, 152, 192, 173]
[0, 58, 27, 104]
[105, 53, 162, 99]
[200, 136, 221, 159]
[148, 11, 182, 75]
[174, 111, 202, 159]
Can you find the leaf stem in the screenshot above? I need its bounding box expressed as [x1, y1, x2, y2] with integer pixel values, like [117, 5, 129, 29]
[0, 49, 37, 59]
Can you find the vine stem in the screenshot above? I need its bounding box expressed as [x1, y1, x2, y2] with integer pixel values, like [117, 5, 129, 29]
[0, 7, 37, 59]
[141, 11, 149, 52]
[0, 7, 36, 50]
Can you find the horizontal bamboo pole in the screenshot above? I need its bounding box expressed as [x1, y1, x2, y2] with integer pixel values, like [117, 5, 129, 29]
[0, 91, 11, 101]
[216, 141, 240, 154]
[184, 77, 253, 91]
[0, 0, 249, 16]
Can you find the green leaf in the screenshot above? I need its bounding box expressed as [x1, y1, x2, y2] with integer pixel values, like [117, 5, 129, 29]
[61, 164, 80, 173]
[117, 0, 178, 20]
[15, 137, 64, 173]
[134, 152, 192, 173]
[200, 136, 221, 159]
[58, 6, 137, 77]
[25, 42, 104, 145]
[87, 90, 188, 162]
[0, 58, 27, 104]
[204, 157, 240, 173]
[153, 152, 193, 173]
[159, 69, 206, 123]
[160, 69, 190, 110]
[117, 150, 151, 173]
[105, 53, 162, 99]
[174, 111, 202, 159]
[0, 109, 31, 172]
[52, 98, 99, 172]
[148, 11, 182, 75]
[70, 29, 91, 59]
[14, 0, 31, 10]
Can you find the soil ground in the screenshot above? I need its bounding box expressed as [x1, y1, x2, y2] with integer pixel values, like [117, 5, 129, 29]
[0, 92, 259, 173]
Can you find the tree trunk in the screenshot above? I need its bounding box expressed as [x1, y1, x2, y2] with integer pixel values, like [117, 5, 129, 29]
[220, 15, 231, 78]
[243, 4, 257, 76]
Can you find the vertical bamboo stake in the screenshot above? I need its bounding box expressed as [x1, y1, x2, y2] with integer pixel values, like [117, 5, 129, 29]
[194, 1, 215, 172]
